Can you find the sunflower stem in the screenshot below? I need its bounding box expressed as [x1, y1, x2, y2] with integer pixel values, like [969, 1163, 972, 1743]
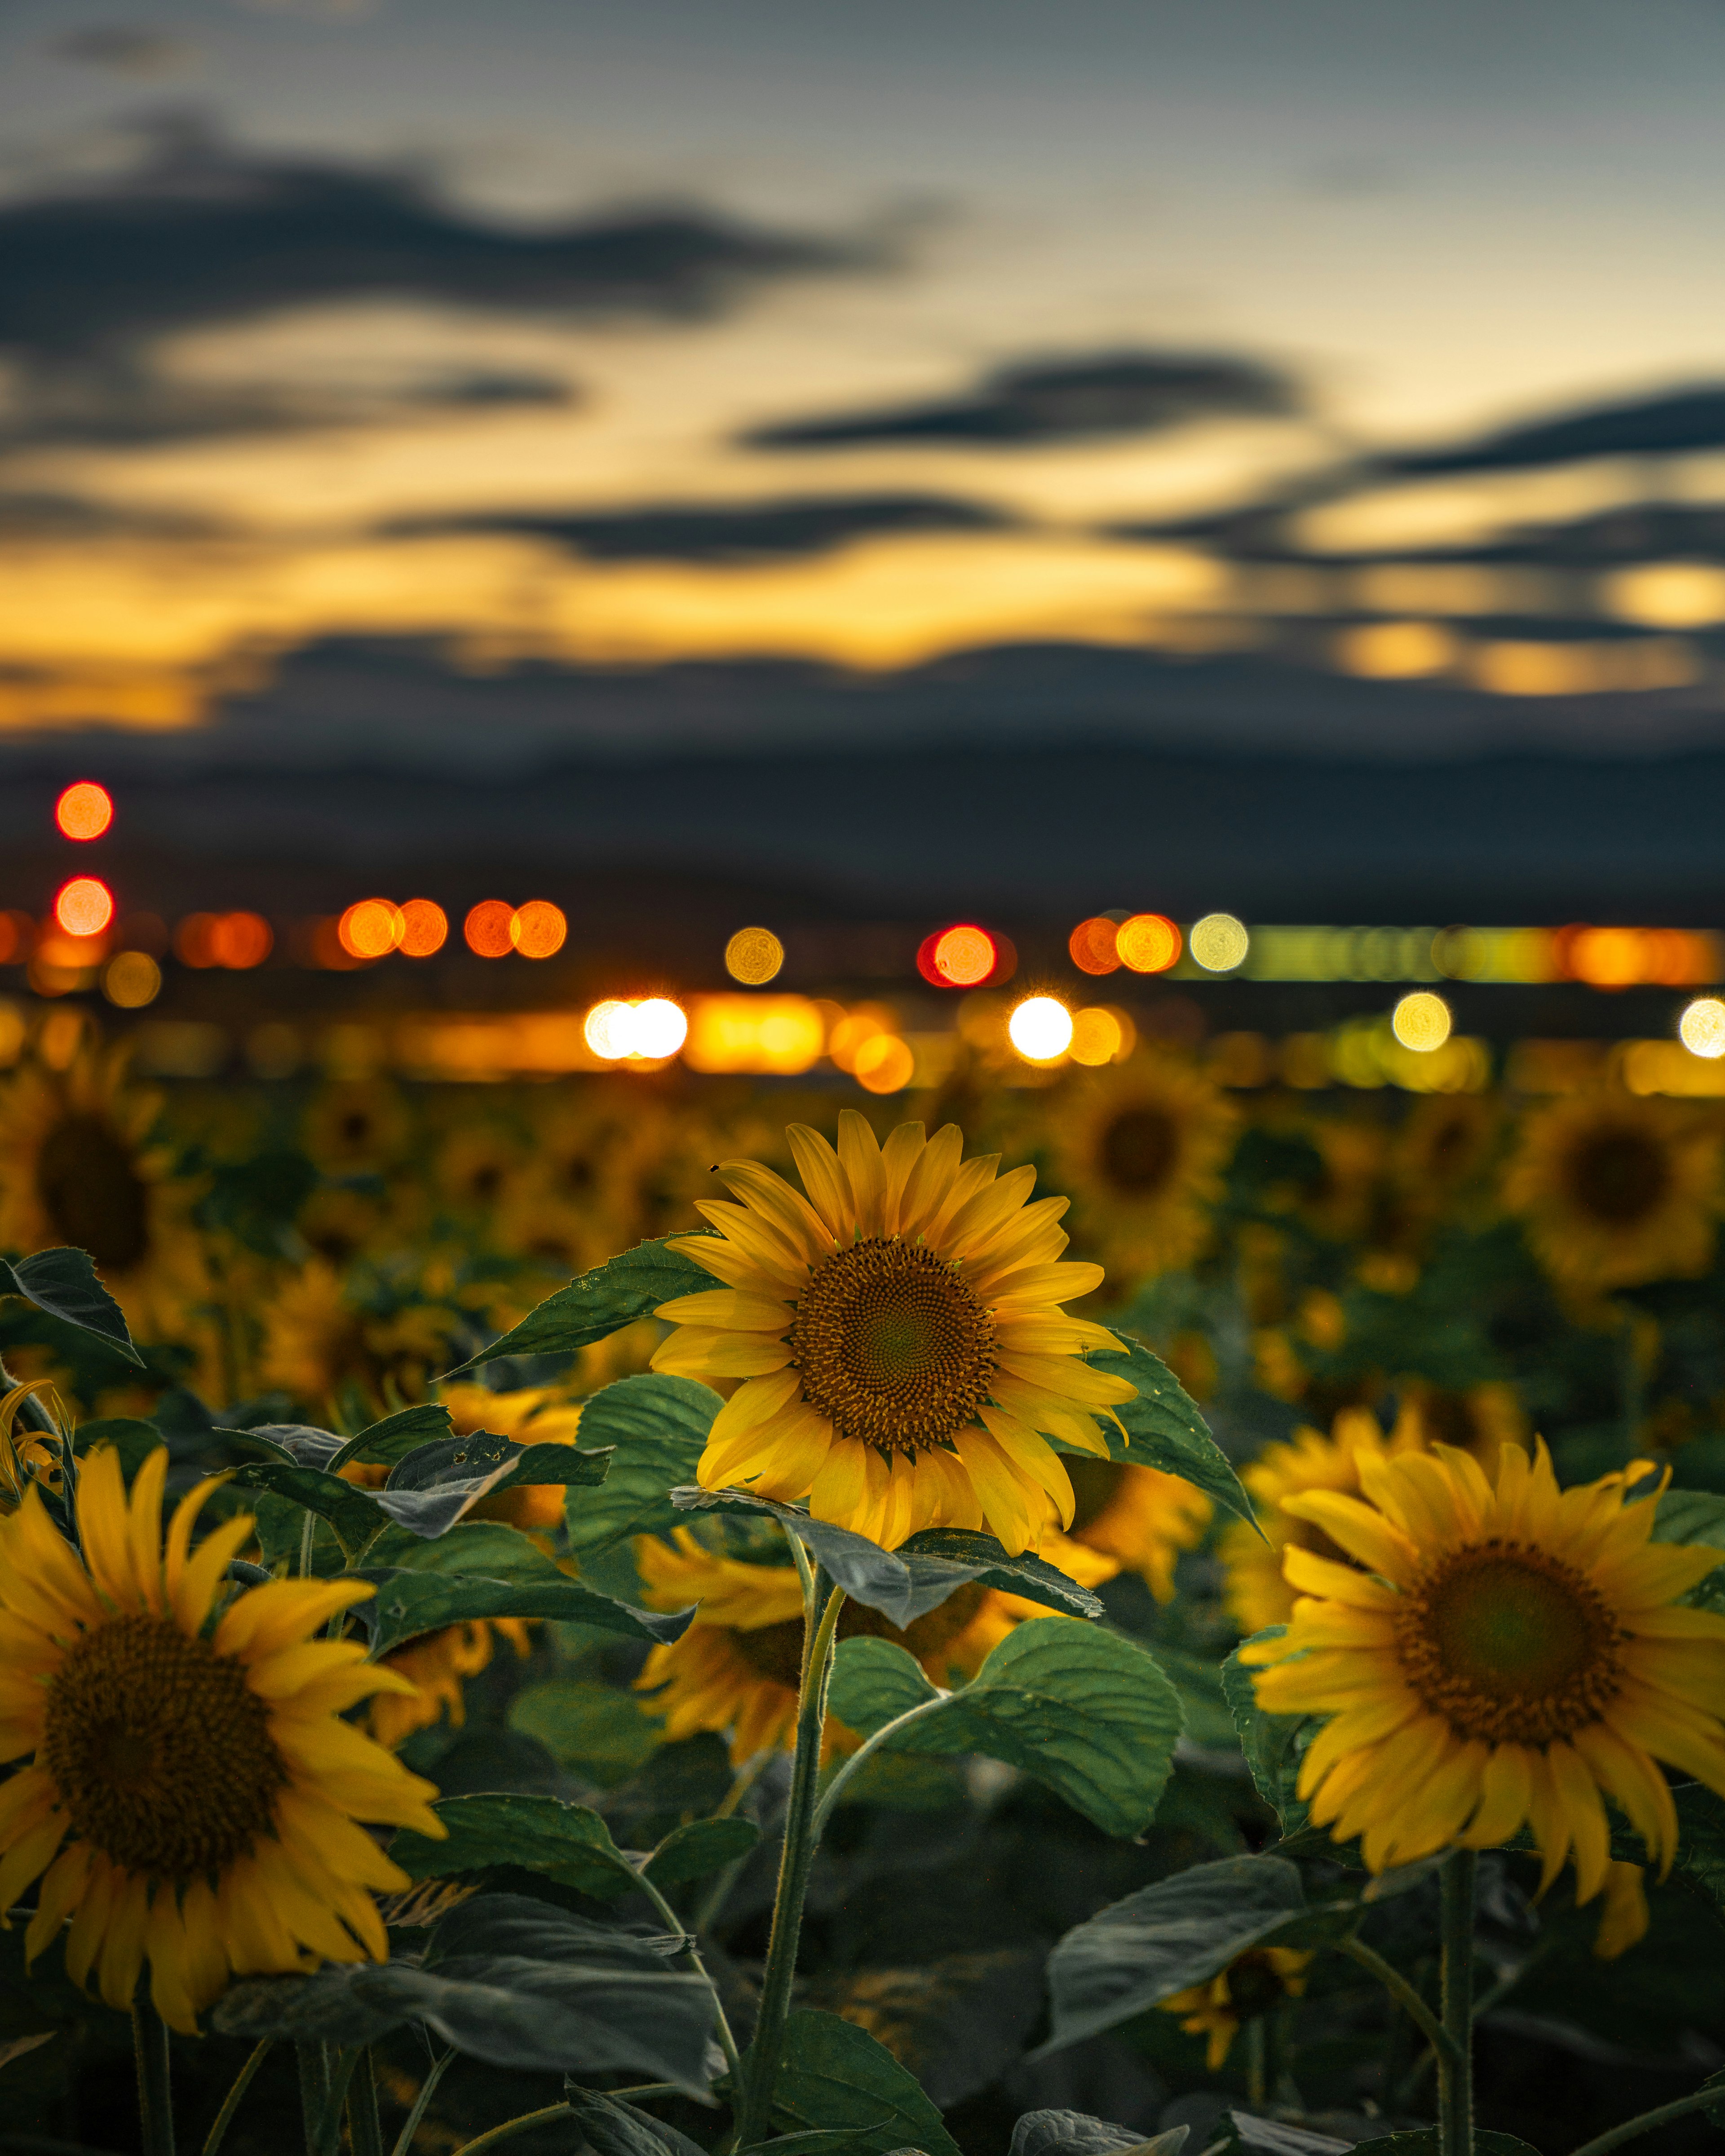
[1567, 2086, 1725, 2156]
[1336, 1937, 1461, 2073]
[201, 2039, 270, 2156]
[347, 2049, 385, 2156]
[132, 1998, 176, 2156]
[734, 1574, 845, 2151]
[441, 2102, 571, 2156]
[632, 1860, 744, 2083]
[1438, 1849, 1477, 2156]
[1244, 2017, 1268, 2107]
[387, 2047, 455, 2156]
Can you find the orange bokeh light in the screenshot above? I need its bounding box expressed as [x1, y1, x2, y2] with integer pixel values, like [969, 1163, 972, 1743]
[1069, 917, 1122, 974]
[933, 925, 996, 986]
[398, 898, 448, 957]
[55, 782, 113, 842]
[55, 878, 114, 939]
[213, 912, 272, 969]
[339, 899, 403, 961]
[1115, 913, 1182, 973]
[465, 900, 516, 958]
[0, 912, 32, 965]
[511, 900, 567, 959]
[1559, 924, 1720, 990]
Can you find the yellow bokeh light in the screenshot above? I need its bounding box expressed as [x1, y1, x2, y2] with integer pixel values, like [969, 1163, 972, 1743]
[632, 998, 688, 1059]
[102, 951, 161, 1009]
[1008, 996, 1074, 1061]
[584, 999, 634, 1060]
[725, 926, 785, 985]
[1069, 1006, 1124, 1065]
[1115, 914, 1181, 974]
[828, 1010, 886, 1073]
[685, 994, 823, 1073]
[853, 1033, 914, 1094]
[1334, 619, 1458, 680]
[1679, 997, 1725, 1059]
[1189, 912, 1250, 972]
[1604, 561, 1725, 629]
[1391, 991, 1453, 1052]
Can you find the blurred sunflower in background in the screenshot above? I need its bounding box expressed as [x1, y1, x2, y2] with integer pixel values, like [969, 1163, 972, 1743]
[1393, 1092, 1500, 1205]
[1503, 1087, 1721, 1296]
[367, 1618, 531, 1750]
[1158, 1947, 1314, 2069]
[301, 1076, 412, 1176]
[653, 1111, 1135, 1552]
[0, 1046, 205, 1341]
[1243, 1442, 1725, 1888]
[433, 1120, 525, 1216]
[1389, 1378, 1529, 1468]
[0, 1447, 442, 2031]
[260, 1260, 460, 1418]
[1052, 1055, 1237, 1283]
[1038, 1458, 1213, 1603]
[634, 1529, 1009, 1759]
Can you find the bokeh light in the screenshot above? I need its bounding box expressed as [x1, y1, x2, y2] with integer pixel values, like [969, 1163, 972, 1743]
[1068, 917, 1121, 974]
[686, 994, 823, 1073]
[55, 782, 113, 842]
[511, 900, 567, 959]
[0, 913, 33, 965]
[1008, 996, 1074, 1060]
[1392, 991, 1453, 1051]
[725, 926, 785, 984]
[854, 1033, 914, 1093]
[1190, 912, 1250, 972]
[923, 923, 997, 987]
[464, 900, 516, 958]
[398, 899, 448, 957]
[1680, 997, 1725, 1058]
[633, 998, 688, 1058]
[54, 877, 114, 938]
[1115, 913, 1181, 973]
[584, 1000, 634, 1059]
[583, 997, 689, 1061]
[214, 913, 272, 969]
[339, 899, 403, 961]
[1070, 1006, 1131, 1065]
[103, 951, 161, 1008]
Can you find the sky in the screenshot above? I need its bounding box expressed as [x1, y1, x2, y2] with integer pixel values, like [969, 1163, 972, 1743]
[6, 0, 1725, 770]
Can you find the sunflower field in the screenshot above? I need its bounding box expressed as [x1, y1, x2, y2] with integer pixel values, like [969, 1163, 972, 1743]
[3, 1038, 1725, 2156]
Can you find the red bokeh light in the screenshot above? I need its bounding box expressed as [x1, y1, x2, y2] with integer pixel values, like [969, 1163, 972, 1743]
[918, 923, 997, 988]
[465, 899, 516, 958]
[511, 899, 567, 959]
[55, 878, 114, 938]
[1069, 917, 1122, 975]
[398, 898, 448, 957]
[55, 782, 113, 842]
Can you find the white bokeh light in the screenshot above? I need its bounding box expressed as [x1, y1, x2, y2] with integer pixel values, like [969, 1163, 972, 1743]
[1008, 996, 1074, 1060]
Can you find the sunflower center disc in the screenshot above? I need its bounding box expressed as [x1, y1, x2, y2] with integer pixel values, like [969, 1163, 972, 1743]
[788, 1237, 995, 1450]
[41, 1613, 288, 1879]
[1569, 1130, 1671, 1226]
[1396, 1542, 1624, 1744]
[35, 1114, 150, 1273]
[1100, 1107, 1179, 1196]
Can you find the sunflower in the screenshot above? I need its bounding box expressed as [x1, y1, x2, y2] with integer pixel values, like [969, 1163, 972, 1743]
[0, 1046, 205, 1341]
[0, 1446, 442, 2032]
[301, 1078, 412, 1175]
[633, 1529, 1008, 1761]
[438, 1382, 585, 1533]
[1221, 1410, 1417, 1637]
[1389, 1380, 1529, 1469]
[434, 1123, 525, 1215]
[1038, 1458, 1213, 1604]
[1502, 1088, 1721, 1296]
[1394, 1094, 1499, 1202]
[259, 1261, 459, 1419]
[1241, 1442, 1725, 1891]
[1158, 1947, 1314, 2071]
[650, 1112, 1136, 1553]
[1593, 1859, 1650, 1960]
[366, 1619, 529, 1751]
[1051, 1055, 1238, 1282]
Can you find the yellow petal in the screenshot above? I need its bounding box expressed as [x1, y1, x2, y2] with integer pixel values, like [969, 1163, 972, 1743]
[785, 1124, 852, 1239]
[653, 1290, 792, 1331]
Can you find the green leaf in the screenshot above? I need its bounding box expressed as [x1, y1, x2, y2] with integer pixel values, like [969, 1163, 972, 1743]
[384, 1432, 612, 1495]
[643, 1817, 761, 1889]
[1088, 1333, 1256, 1531]
[1040, 1855, 1316, 2053]
[828, 1639, 941, 1732]
[1345, 2137, 1537, 2155]
[1207, 2120, 1355, 2156]
[566, 1376, 720, 1558]
[1221, 1634, 1313, 1839]
[330, 1402, 455, 1472]
[893, 1529, 1104, 1620]
[443, 1238, 717, 1378]
[510, 1679, 665, 1788]
[832, 1619, 1183, 1839]
[71, 1418, 162, 1483]
[356, 1562, 694, 1658]
[1008, 2113, 1190, 2156]
[0, 1249, 141, 1366]
[563, 2088, 708, 2156]
[389, 1794, 639, 1899]
[1654, 1485, 1725, 1608]
[770, 2009, 960, 2156]
[226, 1463, 396, 1562]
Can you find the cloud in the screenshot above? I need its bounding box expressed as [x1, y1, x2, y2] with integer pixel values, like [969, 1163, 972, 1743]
[1392, 384, 1725, 476]
[744, 349, 1299, 451]
[415, 493, 1009, 562]
[0, 118, 867, 361]
[49, 27, 199, 77]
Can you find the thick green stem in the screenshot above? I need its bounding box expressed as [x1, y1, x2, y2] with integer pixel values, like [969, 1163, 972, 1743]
[1568, 2087, 1725, 2156]
[734, 1576, 845, 2150]
[1243, 2018, 1267, 2108]
[201, 2041, 270, 2156]
[1438, 1850, 1477, 2156]
[1337, 1936, 1463, 2073]
[132, 1999, 176, 2156]
[347, 2050, 385, 2156]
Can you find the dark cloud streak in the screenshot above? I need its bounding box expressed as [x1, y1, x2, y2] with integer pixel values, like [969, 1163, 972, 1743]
[406, 493, 1009, 561]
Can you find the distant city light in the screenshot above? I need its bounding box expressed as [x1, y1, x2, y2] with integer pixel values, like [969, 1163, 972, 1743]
[1190, 912, 1250, 972]
[55, 782, 113, 842]
[464, 900, 516, 959]
[584, 1000, 634, 1059]
[54, 878, 114, 938]
[1680, 997, 1725, 1059]
[854, 1033, 914, 1093]
[398, 899, 447, 957]
[340, 899, 403, 961]
[725, 926, 786, 985]
[1068, 917, 1121, 975]
[583, 997, 688, 1061]
[686, 994, 823, 1073]
[511, 900, 567, 959]
[919, 923, 996, 987]
[1070, 1006, 1132, 1065]
[1008, 996, 1074, 1061]
[633, 998, 688, 1058]
[1392, 991, 1453, 1051]
[103, 951, 161, 1008]
[1115, 913, 1181, 974]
